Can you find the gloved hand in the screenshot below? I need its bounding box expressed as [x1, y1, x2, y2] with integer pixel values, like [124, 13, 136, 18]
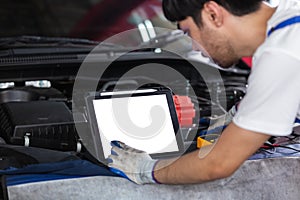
[108, 141, 159, 185]
[211, 104, 237, 128]
[200, 104, 237, 135]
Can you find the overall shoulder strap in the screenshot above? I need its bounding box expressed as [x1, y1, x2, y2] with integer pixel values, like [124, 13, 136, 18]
[267, 16, 300, 36]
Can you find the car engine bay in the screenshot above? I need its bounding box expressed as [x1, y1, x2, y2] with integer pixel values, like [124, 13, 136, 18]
[0, 45, 250, 155]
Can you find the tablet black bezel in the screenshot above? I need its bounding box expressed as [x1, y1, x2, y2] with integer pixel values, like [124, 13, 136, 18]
[85, 88, 185, 164]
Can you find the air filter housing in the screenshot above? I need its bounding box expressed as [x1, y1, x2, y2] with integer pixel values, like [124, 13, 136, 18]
[0, 101, 79, 151]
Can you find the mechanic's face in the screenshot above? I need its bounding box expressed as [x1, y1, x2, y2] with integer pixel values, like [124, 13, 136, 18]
[179, 17, 239, 68]
[178, 1, 274, 68]
[198, 24, 239, 68]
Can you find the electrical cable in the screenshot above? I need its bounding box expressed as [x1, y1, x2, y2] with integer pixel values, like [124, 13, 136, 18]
[261, 142, 300, 153]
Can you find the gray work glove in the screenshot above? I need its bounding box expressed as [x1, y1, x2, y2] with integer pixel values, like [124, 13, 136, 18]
[209, 104, 237, 130]
[108, 141, 159, 185]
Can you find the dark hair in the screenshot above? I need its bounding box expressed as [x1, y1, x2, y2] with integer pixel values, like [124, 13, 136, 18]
[162, 0, 263, 26]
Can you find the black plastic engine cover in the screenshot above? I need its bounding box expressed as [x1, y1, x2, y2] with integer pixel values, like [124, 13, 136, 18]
[0, 101, 78, 151]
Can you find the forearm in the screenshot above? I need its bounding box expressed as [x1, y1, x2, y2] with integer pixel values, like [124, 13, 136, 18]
[153, 123, 270, 185]
[153, 147, 218, 184]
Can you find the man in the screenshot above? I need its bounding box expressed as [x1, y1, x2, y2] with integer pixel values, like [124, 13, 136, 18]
[108, 0, 300, 184]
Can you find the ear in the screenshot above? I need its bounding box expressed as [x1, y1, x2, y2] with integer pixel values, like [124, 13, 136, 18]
[202, 1, 224, 27]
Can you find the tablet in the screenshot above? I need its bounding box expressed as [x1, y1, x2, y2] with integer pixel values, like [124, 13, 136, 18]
[85, 88, 185, 164]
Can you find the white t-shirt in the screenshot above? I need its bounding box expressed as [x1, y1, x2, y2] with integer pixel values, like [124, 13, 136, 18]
[233, 0, 300, 136]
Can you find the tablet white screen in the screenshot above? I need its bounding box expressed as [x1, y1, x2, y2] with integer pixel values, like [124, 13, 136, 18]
[93, 94, 179, 158]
